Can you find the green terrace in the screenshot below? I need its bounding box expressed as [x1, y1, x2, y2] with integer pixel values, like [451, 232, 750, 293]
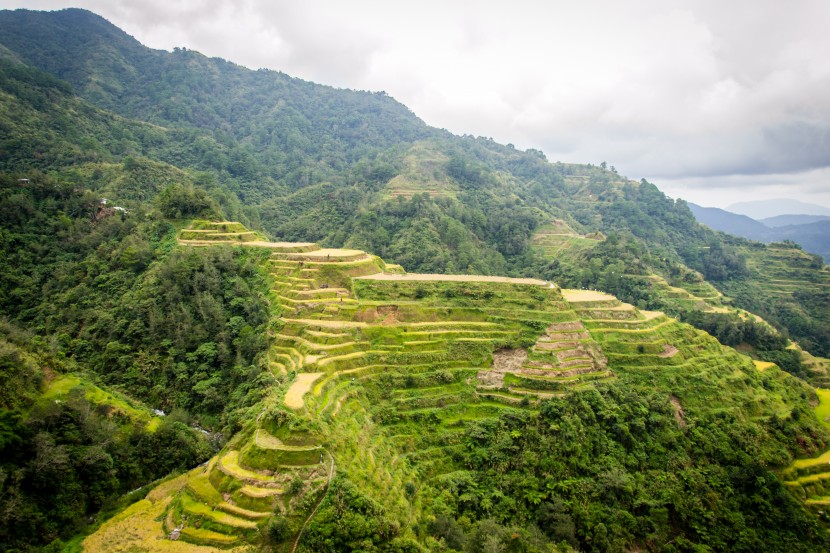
[97, 219, 830, 549]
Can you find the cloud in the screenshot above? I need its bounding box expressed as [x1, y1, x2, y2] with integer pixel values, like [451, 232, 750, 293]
[3, 0, 830, 207]
[659, 167, 830, 209]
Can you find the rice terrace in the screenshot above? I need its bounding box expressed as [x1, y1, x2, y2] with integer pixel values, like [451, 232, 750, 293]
[74, 221, 830, 551]
[3, 7, 830, 551]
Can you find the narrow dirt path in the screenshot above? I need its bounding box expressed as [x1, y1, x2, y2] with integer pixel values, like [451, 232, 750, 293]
[290, 452, 336, 553]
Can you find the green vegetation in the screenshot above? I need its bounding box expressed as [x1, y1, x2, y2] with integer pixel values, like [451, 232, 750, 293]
[75, 225, 829, 551]
[0, 351, 213, 550]
[1, 8, 830, 552]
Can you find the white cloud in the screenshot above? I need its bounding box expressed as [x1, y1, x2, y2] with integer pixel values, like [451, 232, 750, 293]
[3, 0, 830, 208]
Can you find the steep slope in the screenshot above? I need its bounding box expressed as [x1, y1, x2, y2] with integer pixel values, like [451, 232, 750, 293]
[688, 203, 772, 241]
[0, 323, 215, 551]
[718, 239, 830, 357]
[2, 11, 830, 550]
[0, 8, 436, 199]
[4, 7, 827, 362]
[82, 222, 830, 552]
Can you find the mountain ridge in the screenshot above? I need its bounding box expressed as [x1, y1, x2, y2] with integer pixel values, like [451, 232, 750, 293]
[688, 202, 830, 261]
[727, 198, 830, 219]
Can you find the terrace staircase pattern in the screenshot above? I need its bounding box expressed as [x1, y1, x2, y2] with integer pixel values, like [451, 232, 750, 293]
[782, 389, 830, 510]
[123, 220, 815, 550]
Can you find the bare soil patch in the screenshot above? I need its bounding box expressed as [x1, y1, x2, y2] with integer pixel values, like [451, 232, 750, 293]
[479, 348, 528, 387]
[659, 344, 679, 358]
[493, 348, 528, 371]
[670, 395, 686, 427]
[546, 321, 586, 332]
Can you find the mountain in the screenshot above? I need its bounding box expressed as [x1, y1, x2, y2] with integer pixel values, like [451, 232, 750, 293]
[0, 8, 437, 203]
[728, 198, 830, 219]
[762, 214, 830, 227]
[688, 204, 830, 263]
[2, 7, 828, 397]
[773, 219, 830, 261]
[2, 8, 830, 552]
[688, 202, 772, 241]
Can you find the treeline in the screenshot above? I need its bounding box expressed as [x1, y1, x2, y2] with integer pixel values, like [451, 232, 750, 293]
[0, 171, 273, 549]
[0, 172, 271, 426]
[0, 326, 214, 551]
[424, 386, 829, 552]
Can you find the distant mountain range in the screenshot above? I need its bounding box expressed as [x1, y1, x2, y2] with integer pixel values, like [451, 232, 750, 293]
[689, 203, 830, 261]
[762, 213, 830, 227]
[727, 198, 830, 219]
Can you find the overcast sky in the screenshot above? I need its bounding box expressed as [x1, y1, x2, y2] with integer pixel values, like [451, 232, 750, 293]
[3, 0, 829, 210]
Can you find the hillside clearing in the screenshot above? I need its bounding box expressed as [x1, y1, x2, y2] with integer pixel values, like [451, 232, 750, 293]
[285, 373, 324, 409]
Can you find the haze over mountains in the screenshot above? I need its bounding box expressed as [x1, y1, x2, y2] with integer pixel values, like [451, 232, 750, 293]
[727, 199, 830, 220]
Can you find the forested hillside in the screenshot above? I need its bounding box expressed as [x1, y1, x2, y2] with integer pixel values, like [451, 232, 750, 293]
[1, 7, 830, 552]
[5, 7, 825, 363]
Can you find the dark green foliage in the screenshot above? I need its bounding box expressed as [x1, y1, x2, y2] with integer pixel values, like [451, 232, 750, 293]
[0, 173, 270, 422]
[428, 516, 465, 550]
[302, 476, 402, 552]
[267, 516, 292, 543]
[0, 375, 212, 551]
[427, 387, 830, 552]
[0, 325, 43, 410]
[0, 171, 270, 549]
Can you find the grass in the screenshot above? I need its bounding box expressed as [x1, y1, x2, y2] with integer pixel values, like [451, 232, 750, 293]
[180, 492, 258, 529]
[217, 502, 271, 519]
[561, 289, 616, 302]
[241, 442, 322, 468]
[186, 474, 223, 505]
[218, 451, 279, 483]
[356, 273, 548, 285]
[81, 476, 249, 552]
[815, 388, 830, 430]
[753, 360, 777, 371]
[180, 526, 240, 545]
[239, 484, 284, 497]
[791, 449, 830, 470]
[284, 372, 323, 409]
[40, 374, 162, 432]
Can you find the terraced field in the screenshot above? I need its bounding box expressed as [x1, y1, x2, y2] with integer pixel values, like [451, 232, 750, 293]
[783, 388, 830, 510]
[530, 223, 734, 318]
[382, 141, 459, 200]
[97, 220, 828, 550]
[800, 348, 830, 389]
[741, 244, 830, 299]
[530, 222, 603, 259]
[637, 274, 729, 313]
